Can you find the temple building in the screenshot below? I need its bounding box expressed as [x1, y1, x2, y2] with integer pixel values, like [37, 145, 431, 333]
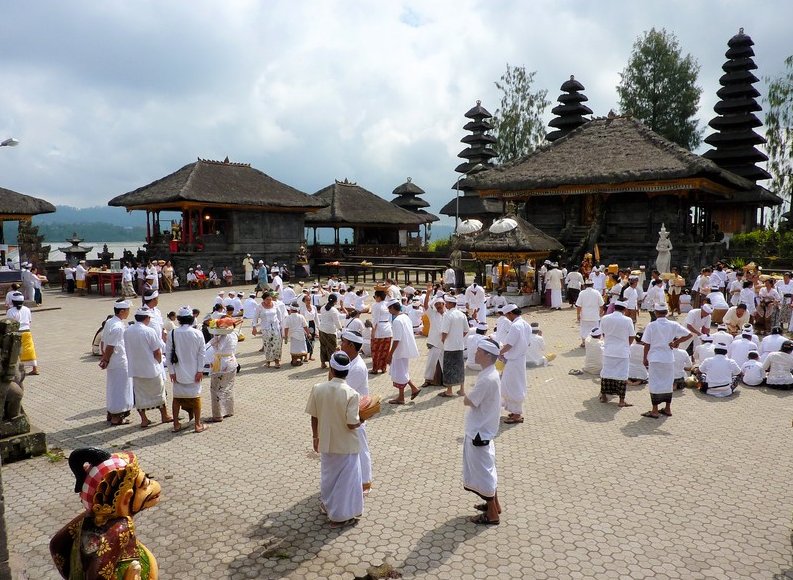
[703, 28, 780, 234]
[0, 187, 55, 267]
[108, 157, 326, 272]
[546, 76, 593, 142]
[439, 101, 501, 228]
[469, 114, 776, 269]
[391, 177, 438, 246]
[305, 179, 426, 259]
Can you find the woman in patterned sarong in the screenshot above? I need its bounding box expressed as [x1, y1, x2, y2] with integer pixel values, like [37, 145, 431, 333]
[756, 279, 781, 333]
[253, 293, 283, 368]
[369, 290, 392, 374]
[208, 325, 238, 422]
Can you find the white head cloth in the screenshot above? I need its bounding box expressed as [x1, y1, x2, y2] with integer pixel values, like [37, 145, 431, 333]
[330, 353, 351, 372]
[341, 330, 364, 344]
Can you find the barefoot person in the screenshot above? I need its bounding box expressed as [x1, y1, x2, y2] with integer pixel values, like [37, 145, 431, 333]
[98, 299, 134, 426]
[463, 337, 503, 526]
[386, 300, 421, 404]
[166, 306, 208, 433]
[125, 306, 172, 428]
[498, 304, 531, 424]
[640, 302, 692, 418]
[598, 300, 635, 408]
[306, 351, 363, 528]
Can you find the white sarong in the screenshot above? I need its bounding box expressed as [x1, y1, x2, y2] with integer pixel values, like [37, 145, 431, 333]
[648, 361, 674, 394]
[551, 289, 563, 309]
[389, 357, 410, 385]
[320, 452, 364, 523]
[580, 318, 599, 340]
[600, 355, 629, 381]
[106, 368, 133, 414]
[462, 436, 497, 499]
[501, 356, 527, 414]
[358, 424, 372, 489]
[132, 375, 167, 410]
[424, 344, 443, 381]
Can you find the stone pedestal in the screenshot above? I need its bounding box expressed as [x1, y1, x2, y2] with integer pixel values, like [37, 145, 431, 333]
[0, 413, 46, 464]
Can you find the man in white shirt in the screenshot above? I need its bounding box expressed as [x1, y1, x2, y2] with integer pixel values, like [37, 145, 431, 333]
[763, 340, 793, 390]
[406, 298, 424, 334]
[487, 289, 508, 316]
[271, 272, 283, 296]
[583, 327, 604, 375]
[589, 266, 606, 297]
[576, 280, 604, 347]
[121, 262, 137, 297]
[462, 337, 503, 526]
[440, 294, 469, 397]
[465, 282, 487, 324]
[693, 335, 716, 365]
[545, 264, 565, 310]
[728, 271, 744, 306]
[387, 300, 421, 404]
[99, 300, 134, 425]
[672, 347, 692, 390]
[640, 303, 692, 417]
[305, 351, 363, 528]
[741, 351, 765, 386]
[711, 324, 734, 347]
[698, 344, 741, 397]
[125, 307, 171, 427]
[681, 304, 712, 351]
[622, 276, 640, 322]
[75, 260, 88, 296]
[443, 265, 456, 290]
[7, 291, 39, 375]
[166, 306, 208, 433]
[242, 253, 254, 282]
[727, 331, 758, 366]
[760, 326, 786, 360]
[598, 301, 635, 407]
[498, 304, 530, 423]
[421, 290, 446, 387]
[565, 268, 585, 309]
[723, 304, 749, 335]
[340, 330, 373, 494]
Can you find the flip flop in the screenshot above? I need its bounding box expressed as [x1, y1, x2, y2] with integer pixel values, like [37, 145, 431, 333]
[410, 388, 422, 400]
[388, 399, 406, 405]
[329, 518, 358, 529]
[504, 417, 524, 424]
[470, 514, 499, 525]
[641, 411, 660, 419]
[437, 392, 455, 398]
[659, 409, 672, 416]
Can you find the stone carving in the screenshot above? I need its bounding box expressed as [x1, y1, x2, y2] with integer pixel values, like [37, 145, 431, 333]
[655, 223, 673, 274]
[50, 448, 161, 579]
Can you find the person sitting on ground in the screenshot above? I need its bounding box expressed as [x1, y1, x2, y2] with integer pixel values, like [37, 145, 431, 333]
[698, 343, 742, 397]
[186, 268, 198, 289]
[723, 303, 750, 335]
[762, 340, 793, 390]
[741, 351, 765, 387]
[693, 335, 716, 365]
[672, 345, 693, 390]
[526, 323, 556, 367]
[760, 326, 786, 361]
[727, 331, 758, 367]
[627, 332, 649, 385]
[711, 323, 734, 347]
[582, 327, 603, 375]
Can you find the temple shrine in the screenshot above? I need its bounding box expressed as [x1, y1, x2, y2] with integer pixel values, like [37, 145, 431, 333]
[108, 157, 326, 273]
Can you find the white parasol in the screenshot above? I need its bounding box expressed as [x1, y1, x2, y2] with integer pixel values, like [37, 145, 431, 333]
[489, 217, 518, 234]
[456, 219, 483, 235]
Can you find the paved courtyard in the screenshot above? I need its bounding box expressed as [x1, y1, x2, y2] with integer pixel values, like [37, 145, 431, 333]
[4, 285, 793, 579]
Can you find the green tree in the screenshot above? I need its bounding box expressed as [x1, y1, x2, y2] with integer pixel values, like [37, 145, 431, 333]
[617, 28, 703, 150]
[491, 63, 550, 163]
[765, 55, 793, 223]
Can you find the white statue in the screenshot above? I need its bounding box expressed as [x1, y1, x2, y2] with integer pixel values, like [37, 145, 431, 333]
[655, 223, 673, 274]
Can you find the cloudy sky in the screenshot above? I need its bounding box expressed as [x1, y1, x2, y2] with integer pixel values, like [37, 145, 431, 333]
[1, 0, 791, 224]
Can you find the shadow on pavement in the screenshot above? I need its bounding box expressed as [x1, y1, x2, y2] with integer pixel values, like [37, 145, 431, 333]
[399, 515, 487, 575]
[620, 416, 673, 438]
[228, 491, 355, 579]
[574, 396, 621, 423]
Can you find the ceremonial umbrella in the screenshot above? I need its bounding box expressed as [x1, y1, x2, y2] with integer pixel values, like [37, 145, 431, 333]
[456, 219, 483, 235]
[489, 217, 518, 234]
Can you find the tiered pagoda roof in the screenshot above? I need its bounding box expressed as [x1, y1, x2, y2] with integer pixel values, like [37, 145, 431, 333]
[391, 177, 438, 223]
[703, 28, 771, 183]
[546, 76, 593, 142]
[440, 101, 502, 219]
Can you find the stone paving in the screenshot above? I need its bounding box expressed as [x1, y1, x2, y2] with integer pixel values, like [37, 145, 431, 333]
[4, 285, 793, 579]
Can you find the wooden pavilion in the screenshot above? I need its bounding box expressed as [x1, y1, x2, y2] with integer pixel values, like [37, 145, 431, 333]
[305, 179, 427, 259]
[0, 187, 55, 245]
[469, 115, 777, 269]
[108, 157, 326, 272]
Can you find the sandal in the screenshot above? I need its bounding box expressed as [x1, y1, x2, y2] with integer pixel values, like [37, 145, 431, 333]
[641, 411, 660, 419]
[568, 369, 583, 375]
[437, 392, 455, 398]
[388, 399, 406, 405]
[659, 409, 672, 416]
[329, 518, 358, 529]
[504, 417, 524, 424]
[410, 388, 422, 401]
[470, 514, 499, 525]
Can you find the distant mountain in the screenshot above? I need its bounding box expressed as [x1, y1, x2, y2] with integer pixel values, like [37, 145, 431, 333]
[33, 205, 150, 227]
[3, 222, 147, 243]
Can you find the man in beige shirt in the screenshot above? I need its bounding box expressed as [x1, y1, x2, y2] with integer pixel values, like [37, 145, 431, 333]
[723, 304, 750, 335]
[306, 351, 363, 528]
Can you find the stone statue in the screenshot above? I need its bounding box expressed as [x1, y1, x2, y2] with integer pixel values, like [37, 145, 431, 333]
[655, 223, 673, 274]
[50, 448, 161, 579]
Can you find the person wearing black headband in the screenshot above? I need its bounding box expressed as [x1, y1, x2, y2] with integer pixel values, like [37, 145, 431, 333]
[305, 351, 363, 528]
[698, 344, 741, 397]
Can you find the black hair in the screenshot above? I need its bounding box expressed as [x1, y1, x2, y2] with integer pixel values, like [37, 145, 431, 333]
[143, 291, 157, 303]
[330, 352, 351, 378]
[325, 294, 338, 311]
[167, 311, 176, 319]
[177, 315, 195, 326]
[783, 341, 793, 354]
[737, 303, 747, 310]
[213, 303, 224, 311]
[743, 281, 752, 289]
[134, 314, 149, 323]
[614, 304, 626, 311]
[374, 290, 386, 300]
[747, 351, 759, 360]
[772, 326, 782, 335]
[69, 447, 112, 493]
[476, 327, 487, 335]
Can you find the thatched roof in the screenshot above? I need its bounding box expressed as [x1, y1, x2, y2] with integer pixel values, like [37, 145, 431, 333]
[456, 214, 564, 254]
[471, 116, 758, 195]
[305, 180, 426, 226]
[439, 193, 502, 218]
[0, 187, 56, 217]
[108, 158, 325, 210]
